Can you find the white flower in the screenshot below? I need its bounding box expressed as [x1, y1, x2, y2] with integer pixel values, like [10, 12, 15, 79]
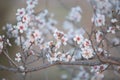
[97, 48, 103, 53]
[92, 13, 105, 27]
[96, 31, 103, 43]
[19, 66, 25, 70]
[32, 30, 41, 39]
[107, 26, 116, 34]
[16, 22, 27, 33]
[16, 52, 21, 57]
[73, 35, 84, 44]
[16, 8, 26, 19]
[22, 14, 30, 23]
[53, 29, 64, 40]
[19, 66, 25, 75]
[82, 39, 91, 48]
[91, 64, 108, 72]
[15, 52, 21, 62]
[82, 48, 94, 59]
[111, 18, 118, 23]
[27, 0, 38, 8]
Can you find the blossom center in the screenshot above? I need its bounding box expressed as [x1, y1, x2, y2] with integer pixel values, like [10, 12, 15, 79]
[20, 26, 24, 30]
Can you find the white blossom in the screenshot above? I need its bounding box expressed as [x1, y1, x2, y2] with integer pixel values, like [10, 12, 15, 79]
[73, 35, 84, 44]
[107, 26, 116, 34]
[96, 31, 103, 43]
[15, 52, 21, 62]
[92, 13, 105, 27]
[81, 48, 94, 59]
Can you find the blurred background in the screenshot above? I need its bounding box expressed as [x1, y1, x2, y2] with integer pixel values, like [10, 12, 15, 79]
[0, 0, 119, 80]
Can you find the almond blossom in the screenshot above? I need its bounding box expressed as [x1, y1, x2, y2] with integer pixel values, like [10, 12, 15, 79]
[16, 8, 26, 21]
[96, 31, 103, 43]
[15, 52, 21, 62]
[91, 64, 108, 72]
[92, 13, 105, 27]
[1, 0, 120, 79]
[82, 39, 91, 48]
[53, 29, 64, 40]
[26, 0, 38, 8]
[16, 8, 26, 17]
[22, 14, 30, 24]
[111, 18, 118, 23]
[73, 35, 84, 44]
[81, 48, 94, 59]
[16, 22, 27, 33]
[107, 26, 116, 34]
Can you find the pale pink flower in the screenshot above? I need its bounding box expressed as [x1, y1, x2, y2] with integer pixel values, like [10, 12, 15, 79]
[107, 26, 116, 34]
[27, 0, 38, 8]
[82, 39, 91, 47]
[53, 29, 64, 40]
[22, 14, 30, 23]
[15, 52, 21, 62]
[73, 35, 84, 44]
[32, 30, 41, 40]
[91, 64, 108, 72]
[16, 22, 27, 33]
[92, 13, 105, 27]
[81, 48, 94, 59]
[16, 8, 26, 17]
[96, 31, 103, 43]
[111, 18, 118, 23]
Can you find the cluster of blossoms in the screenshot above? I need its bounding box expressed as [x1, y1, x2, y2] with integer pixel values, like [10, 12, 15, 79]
[90, 0, 120, 16]
[68, 64, 108, 80]
[90, 64, 108, 80]
[46, 51, 73, 63]
[53, 29, 68, 46]
[91, 64, 108, 73]
[90, 0, 120, 47]
[73, 34, 95, 59]
[0, 0, 120, 79]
